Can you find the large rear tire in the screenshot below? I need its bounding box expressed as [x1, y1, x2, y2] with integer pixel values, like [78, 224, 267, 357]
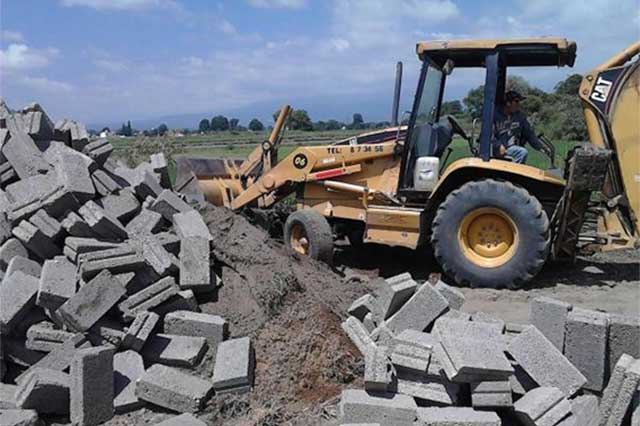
[284, 209, 334, 264]
[431, 179, 549, 289]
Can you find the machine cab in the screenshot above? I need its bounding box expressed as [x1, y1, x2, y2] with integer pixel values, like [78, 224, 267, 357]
[397, 38, 577, 199]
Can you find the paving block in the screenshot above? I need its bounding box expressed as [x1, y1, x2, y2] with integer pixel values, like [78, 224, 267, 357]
[82, 138, 112, 165]
[0, 409, 41, 426]
[339, 389, 417, 425]
[570, 394, 599, 426]
[70, 346, 114, 426]
[432, 280, 465, 311]
[91, 169, 124, 196]
[5, 172, 66, 222]
[12, 220, 60, 260]
[15, 368, 70, 415]
[122, 311, 160, 352]
[608, 314, 640, 377]
[28, 210, 63, 242]
[372, 275, 417, 321]
[212, 337, 254, 394]
[470, 311, 506, 333]
[364, 345, 392, 392]
[26, 321, 75, 352]
[0, 238, 28, 270]
[150, 190, 193, 221]
[6, 256, 41, 279]
[564, 308, 609, 392]
[386, 282, 449, 334]
[173, 210, 211, 241]
[0, 383, 18, 409]
[143, 240, 178, 277]
[0, 271, 39, 333]
[507, 325, 587, 397]
[97, 190, 141, 224]
[163, 311, 227, 347]
[113, 350, 145, 414]
[389, 330, 435, 373]
[178, 236, 211, 292]
[60, 212, 97, 239]
[125, 209, 164, 236]
[416, 407, 500, 425]
[57, 269, 126, 332]
[1, 131, 51, 179]
[395, 367, 461, 405]
[36, 256, 76, 311]
[153, 414, 208, 426]
[63, 237, 122, 262]
[341, 317, 376, 357]
[55, 118, 89, 150]
[54, 152, 95, 205]
[119, 276, 179, 322]
[78, 244, 145, 279]
[470, 380, 512, 408]
[600, 355, 640, 426]
[348, 294, 377, 321]
[514, 387, 572, 426]
[142, 334, 208, 368]
[78, 200, 128, 241]
[135, 364, 214, 413]
[529, 297, 573, 352]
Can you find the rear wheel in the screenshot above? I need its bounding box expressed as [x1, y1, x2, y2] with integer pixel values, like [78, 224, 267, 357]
[284, 209, 334, 264]
[431, 179, 549, 288]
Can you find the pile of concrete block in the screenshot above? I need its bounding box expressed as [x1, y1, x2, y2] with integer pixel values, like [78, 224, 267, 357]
[0, 100, 255, 425]
[339, 273, 640, 426]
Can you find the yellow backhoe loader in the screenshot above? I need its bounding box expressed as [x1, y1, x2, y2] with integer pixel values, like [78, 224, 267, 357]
[176, 38, 639, 288]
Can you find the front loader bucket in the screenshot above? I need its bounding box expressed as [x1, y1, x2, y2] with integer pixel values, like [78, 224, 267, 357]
[174, 155, 244, 206]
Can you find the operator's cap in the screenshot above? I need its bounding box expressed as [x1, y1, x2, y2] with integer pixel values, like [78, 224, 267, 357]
[505, 90, 526, 102]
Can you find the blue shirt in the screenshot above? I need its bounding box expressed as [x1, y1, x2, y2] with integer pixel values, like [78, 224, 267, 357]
[493, 108, 542, 151]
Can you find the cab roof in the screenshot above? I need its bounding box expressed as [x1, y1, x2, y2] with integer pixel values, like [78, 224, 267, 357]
[416, 37, 577, 68]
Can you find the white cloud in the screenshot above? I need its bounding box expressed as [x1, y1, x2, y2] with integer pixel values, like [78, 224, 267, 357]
[1, 30, 25, 43]
[60, 0, 180, 11]
[19, 76, 74, 93]
[247, 0, 307, 8]
[0, 44, 59, 71]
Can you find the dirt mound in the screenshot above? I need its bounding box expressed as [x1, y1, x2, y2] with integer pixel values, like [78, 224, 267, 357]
[197, 206, 369, 425]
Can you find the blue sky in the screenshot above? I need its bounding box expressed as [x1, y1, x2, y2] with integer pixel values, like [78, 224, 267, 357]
[1, 0, 638, 129]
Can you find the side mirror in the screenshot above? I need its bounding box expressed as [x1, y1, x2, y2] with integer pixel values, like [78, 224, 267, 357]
[442, 59, 455, 76]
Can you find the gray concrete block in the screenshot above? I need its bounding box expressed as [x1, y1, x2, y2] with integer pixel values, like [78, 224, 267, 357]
[143, 240, 178, 277]
[510, 360, 538, 396]
[395, 367, 460, 405]
[78, 244, 145, 279]
[416, 407, 500, 425]
[97, 190, 140, 224]
[150, 190, 193, 221]
[6, 256, 41, 279]
[26, 321, 75, 352]
[114, 350, 145, 414]
[91, 169, 124, 196]
[341, 317, 376, 357]
[153, 414, 208, 426]
[386, 282, 449, 334]
[0, 161, 18, 186]
[125, 209, 164, 236]
[363, 312, 376, 333]
[600, 355, 640, 426]
[172, 210, 211, 241]
[212, 337, 254, 394]
[43, 141, 94, 171]
[36, 256, 76, 311]
[55, 119, 89, 150]
[57, 270, 126, 332]
[150, 153, 171, 189]
[364, 346, 392, 392]
[4, 338, 46, 368]
[0, 213, 12, 247]
[16, 334, 90, 385]
[339, 389, 417, 425]
[63, 237, 121, 262]
[87, 317, 125, 348]
[82, 139, 112, 165]
[143, 334, 208, 368]
[178, 236, 211, 292]
[433, 280, 465, 311]
[608, 314, 640, 377]
[60, 212, 97, 239]
[470, 311, 505, 333]
[123, 311, 160, 352]
[529, 297, 573, 352]
[433, 317, 506, 349]
[70, 346, 114, 426]
[514, 387, 572, 426]
[0, 271, 39, 333]
[0, 238, 28, 270]
[372, 275, 417, 321]
[390, 330, 435, 373]
[154, 231, 181, 253]
[21, 109, 55, 144]
[0, 409, 42, 425]
[470, 380, 512, 408]
[0, 383, 18, 409]
[153, 290, 200, 317]
[54, 152, 96, 205]
[79, 200, 128, 241]
[28, 210, 63, 243]
[135, 364, 214, 413]
[370, 322, 395, 347]
[564, 308, 609, 392]
[12, 220, 60, 260]
[5, 172, 65, 222]
[348, 294, 376, 321]
[570, 394, 599, 426]
[163, 311, 227, 347]
[173, 170, 205, 203]
[507, 325, 587, 397]
[1, 131, 51, 179]
[119, 276, 179, 322]
[16, 368, 70, 415]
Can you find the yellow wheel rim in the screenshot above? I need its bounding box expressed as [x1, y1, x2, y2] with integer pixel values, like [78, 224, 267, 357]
[290, 223, 309, 255]
[458, 207, 518, 268]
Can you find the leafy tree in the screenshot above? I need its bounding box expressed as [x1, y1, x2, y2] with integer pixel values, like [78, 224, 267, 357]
[289, 109, 313, 131]
[248, 118, 264, 131]
[440, 100, 464, 116]
[118, 121, 133, 137]
[463, 85, 484, 118]
[210, 115, 229, 131]
[554, 74, 583, 96]
[229, 118, 239, 130]
[325, 120, 342, 131]
[351, 113, 364, 129]
[158, 123, 168, 136]
[198, 119, 210, 133]
[313, 121, 327, 131]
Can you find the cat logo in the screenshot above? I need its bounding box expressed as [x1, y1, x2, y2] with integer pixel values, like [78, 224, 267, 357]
[293, 153, 308, 169]
[590, 76, 613, 103]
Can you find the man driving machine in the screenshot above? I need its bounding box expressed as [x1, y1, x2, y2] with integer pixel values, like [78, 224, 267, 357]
[492, 90, 544, 164]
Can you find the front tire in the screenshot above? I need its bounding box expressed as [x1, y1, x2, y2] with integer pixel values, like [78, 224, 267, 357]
[431, 179, 549, 289]
[284, 209, 334, 264]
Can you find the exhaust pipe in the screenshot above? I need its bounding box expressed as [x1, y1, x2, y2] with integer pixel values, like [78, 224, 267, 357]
[391, 61, 403, 126]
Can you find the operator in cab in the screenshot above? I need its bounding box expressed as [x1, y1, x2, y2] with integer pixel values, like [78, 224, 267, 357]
[492, 90, 544, 164]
